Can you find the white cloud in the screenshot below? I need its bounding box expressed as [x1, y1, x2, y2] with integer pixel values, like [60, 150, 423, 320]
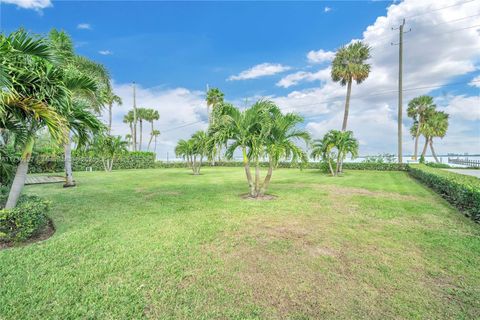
[440, 95, 480, 121]
[307, 49, 335, 64]
[227, 63, 291, 81]
[77, 23, 92, 30]
[1, 0, 51, 10]
[98, 50, 113, 56]
[469, 75, 480, 88]
[276, 68, 331, 88]
[271, 0, 480, 155]
[107, 83, 208, 159]
[324, 7, 331, 13]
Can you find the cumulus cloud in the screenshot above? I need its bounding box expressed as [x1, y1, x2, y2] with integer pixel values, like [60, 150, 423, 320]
[98, 50, 113, 55]
[439, 95, 480, 121]
[107, 83, 208, 159]
[271, 0, 480, 155]
[77, 23, 92, 30]
[307, 49, 335, 64]
[469, 75, 480, 87]
[227, 63, 291, 81]
[1, 0, 51, 10]
[276, 68, 331, 88]
[324, 7, 332, 13]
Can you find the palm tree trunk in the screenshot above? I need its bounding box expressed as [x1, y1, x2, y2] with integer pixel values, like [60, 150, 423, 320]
[154, 135, 157, 152]
[413, 122, 421, 161]
[342, 79, 352, 131]
[108, 103, 113, 134]
[327, 158, 335, 176]
[242, 147, 255, 197]
[139, 120, 143, 151]
[421, 136, 429, 158]
[5, 135, 35, 209]
[64, 133, 75, 188]
[259, 160, 273, 196]
[254, 159, 260, 197]
[429, 138, 439, 163]
[147, 122, 153, 150]
[335, 152, 342, 176]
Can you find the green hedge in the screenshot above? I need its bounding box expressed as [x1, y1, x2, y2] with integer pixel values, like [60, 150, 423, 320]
[0, 191, 50, 242]
[155, 161, 408, 171]
[408, 164, 480, 222]
[28, 151, 156, 173]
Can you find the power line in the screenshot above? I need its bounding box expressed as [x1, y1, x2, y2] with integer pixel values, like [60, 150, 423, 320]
[404, 0, 478, 20]
[285, 80, 480, 112]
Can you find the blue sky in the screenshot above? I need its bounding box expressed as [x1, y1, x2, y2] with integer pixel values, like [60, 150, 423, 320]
[1, 0, 479, 158]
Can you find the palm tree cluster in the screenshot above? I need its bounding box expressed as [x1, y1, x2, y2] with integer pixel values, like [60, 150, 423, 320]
[175, 131, 209, 175]
[208, 99, 310, 198]
[123, 107, 159, 152]
[407, 95, 449, 163]
[310, 130, 359, 176]
[1, 29, 120, 208]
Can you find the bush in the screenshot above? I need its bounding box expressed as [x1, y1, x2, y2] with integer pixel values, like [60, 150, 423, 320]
[0, 195, 50, 242]
[28, 151, 156, 173]
[408, 164, 480, 222]
[155, 161, 408, 171]
[425, 162, 451, 169]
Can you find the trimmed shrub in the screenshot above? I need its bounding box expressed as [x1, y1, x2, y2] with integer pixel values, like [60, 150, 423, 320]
[0, 195, 50, 242]
[28, 151, 156, 173]
[426, 162, 451, 169]
[408, 164, 480, 222]
[155, 161, 407, 171]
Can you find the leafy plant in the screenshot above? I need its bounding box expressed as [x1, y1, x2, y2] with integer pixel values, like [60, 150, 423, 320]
[408, 164, 480, 222]
[0, 194, 50, 242]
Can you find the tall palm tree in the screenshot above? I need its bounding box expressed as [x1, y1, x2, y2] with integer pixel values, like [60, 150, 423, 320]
[136, 107, 149, 151]
[104, 89, 122, 134]
[331, 41, 371, 131]
[407, 95, 436, 161]
[206, 88, 224, 126]
[123, 111, 135, 150]
[145, 109, 159, 150]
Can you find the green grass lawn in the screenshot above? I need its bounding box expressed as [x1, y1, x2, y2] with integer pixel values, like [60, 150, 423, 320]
[1, 168, 479, 319]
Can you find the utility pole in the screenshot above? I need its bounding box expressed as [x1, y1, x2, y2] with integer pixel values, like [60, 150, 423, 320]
[133, 82, 137, 151]
[392, 19, 409, 164]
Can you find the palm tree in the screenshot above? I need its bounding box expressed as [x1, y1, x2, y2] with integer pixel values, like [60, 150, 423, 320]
[145, 109, 159, 151]
[104, 88, 122, 134]
[311, 130, 359, 176]
[206, 88, 224, 125]
[123, 111, 135, 150]
[92, 135, 128, 172]
[210, 99, 307, 197]
[175, 131, 209, 175]
[136, 107, 149, 151]
[331, 41, 371, 131]
[1, 30, 70, 208]
[407, 95, 436, 161]
[48, 29, 110, 187]
[175, 139, 194, 169]
[421, 111, 449, 163]
[151, 129, 160, 153]
[260, 111, 310, 196]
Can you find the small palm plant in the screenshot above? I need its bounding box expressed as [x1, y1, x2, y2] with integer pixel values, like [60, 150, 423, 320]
[175, 131, 209, 175]
[92, 135, 128, 172]
[311, 130, 359, 176]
